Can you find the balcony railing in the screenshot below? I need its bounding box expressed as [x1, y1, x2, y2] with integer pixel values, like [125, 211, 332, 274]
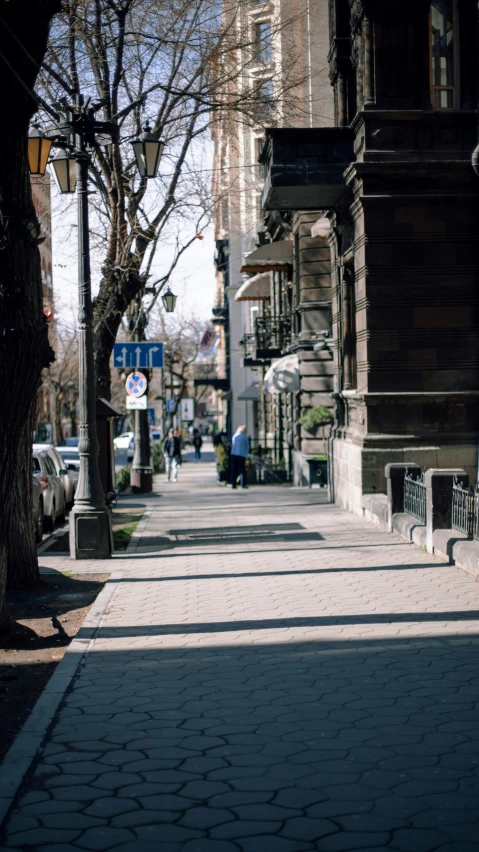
[240, 317, 291, 363]
[254, 315, 291, 359]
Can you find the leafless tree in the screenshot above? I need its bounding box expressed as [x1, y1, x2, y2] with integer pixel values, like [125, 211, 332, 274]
[42, 325, 79, 445]
[37, 0, 307, 401]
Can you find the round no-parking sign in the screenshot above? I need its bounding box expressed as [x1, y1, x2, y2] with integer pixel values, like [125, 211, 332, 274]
[125, 371, 147, 397]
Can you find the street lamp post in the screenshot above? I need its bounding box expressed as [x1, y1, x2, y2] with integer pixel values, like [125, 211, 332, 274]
[69, 136, 112, 558]
[28, 95, 164, 557]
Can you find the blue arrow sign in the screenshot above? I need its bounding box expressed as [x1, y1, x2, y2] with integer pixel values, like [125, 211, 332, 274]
[113, 341, 164, 369]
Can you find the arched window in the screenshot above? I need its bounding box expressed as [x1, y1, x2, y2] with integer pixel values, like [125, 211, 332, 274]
[430, 0, 459, 109]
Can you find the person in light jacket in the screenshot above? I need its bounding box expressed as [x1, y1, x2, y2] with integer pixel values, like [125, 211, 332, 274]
[231, 425, 249, 489]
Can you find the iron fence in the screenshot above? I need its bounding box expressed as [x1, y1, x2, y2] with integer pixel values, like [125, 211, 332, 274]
[451, 476, 474, 538]
[474, 491, 479, 542]
[404, 471, 427, 524]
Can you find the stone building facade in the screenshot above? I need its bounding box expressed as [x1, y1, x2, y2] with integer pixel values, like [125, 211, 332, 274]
[211, 0, 334, 460]
[259, 0, 479, 503]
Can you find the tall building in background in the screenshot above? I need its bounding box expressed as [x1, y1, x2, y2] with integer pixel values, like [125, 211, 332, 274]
[31, 172, 55, 441]
[212, 0, 334, 452]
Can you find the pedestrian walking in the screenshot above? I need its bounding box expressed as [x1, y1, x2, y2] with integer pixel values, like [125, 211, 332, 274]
[193, 429, 203, 462]
[163, 427, 182, 482]
[231, 424, 249, 489]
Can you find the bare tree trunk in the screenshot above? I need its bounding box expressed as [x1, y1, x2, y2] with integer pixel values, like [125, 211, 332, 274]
[0, 0, 59, 635]
[7, 404, 41, 589]
[54, 394, 64, 445]
[94, 272, 141, 401]
[69, 403, 78, 437]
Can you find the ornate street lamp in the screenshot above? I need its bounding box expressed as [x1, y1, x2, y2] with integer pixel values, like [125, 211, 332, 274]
[131, 124, 164, 178]
[27, 95, 165, 558]
[161, 287, 177, 313]
[28, 126, 52, 176]
[50, 149, 77, 194]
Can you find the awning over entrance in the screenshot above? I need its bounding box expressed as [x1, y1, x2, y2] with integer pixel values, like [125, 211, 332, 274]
[235, 273, 271, 302]
[240, 240, 293, 274]
[264, 354, 300, 394]
[238, 383, 259, 401]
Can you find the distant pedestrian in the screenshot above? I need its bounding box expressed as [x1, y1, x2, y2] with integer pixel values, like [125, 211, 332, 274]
[163, 427, 182, 482]
[231, 425, 249, 489]
[193, 429, 203, 462]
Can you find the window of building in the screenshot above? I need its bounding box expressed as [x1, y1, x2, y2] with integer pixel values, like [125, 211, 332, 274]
[255, 136, 265, 179]
[430, 0, 458, 109]
[221, 196, 229, 232]
[253, 21, 272, 63]
[255, 78, 274, 122]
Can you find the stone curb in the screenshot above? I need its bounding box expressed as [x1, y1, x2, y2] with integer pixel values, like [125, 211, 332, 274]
[126, 509, 152, 553]
[0, 569, 123, 828]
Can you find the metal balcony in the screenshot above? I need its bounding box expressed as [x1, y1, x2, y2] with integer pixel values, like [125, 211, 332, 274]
[259, 127, 354, 212]
[255, 316, 291, 359]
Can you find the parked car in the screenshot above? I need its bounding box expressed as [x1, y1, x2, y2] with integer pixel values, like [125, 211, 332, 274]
[56, 447, 80, 492]
[113, 431, 134, 460]
[32, 475, 44, 543]
[33, 443, 75, 507]
[150, 430, 162, 444]
[32, 450, 66, 531]
[64, 436, 80, 447]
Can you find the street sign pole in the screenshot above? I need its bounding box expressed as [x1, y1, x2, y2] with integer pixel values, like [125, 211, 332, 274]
[130, 312, 153, 494]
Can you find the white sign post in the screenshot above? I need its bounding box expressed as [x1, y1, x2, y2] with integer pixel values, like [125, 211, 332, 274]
[126, 396, 147, 410]
[180, 398, 195, 422]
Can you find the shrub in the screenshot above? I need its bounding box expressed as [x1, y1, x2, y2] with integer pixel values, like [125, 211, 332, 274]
[299, 404, 334, 434]
[151, 443, 165, 473]
[116, 466, 131, 492]
[214, 444, 230, 471]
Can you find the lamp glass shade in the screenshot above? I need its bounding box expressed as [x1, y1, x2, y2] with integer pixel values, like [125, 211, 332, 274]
[50, 150, 77, 194]
[161, 288, 177, 313]
[28, 127, 52, 176]
[132, 127, 164, 178]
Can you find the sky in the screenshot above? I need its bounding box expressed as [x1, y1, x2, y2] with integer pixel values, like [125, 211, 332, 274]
[51, 174, 218, 336]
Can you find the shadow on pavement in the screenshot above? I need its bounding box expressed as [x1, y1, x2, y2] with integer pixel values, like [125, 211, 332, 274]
[4, 634, 479, 849]
[79, 609, 479, 639]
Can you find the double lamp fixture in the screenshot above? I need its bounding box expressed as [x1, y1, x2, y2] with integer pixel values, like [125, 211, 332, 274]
[28, 121, 177, 312]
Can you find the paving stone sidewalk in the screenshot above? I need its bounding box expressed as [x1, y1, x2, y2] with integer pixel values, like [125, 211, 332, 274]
[2, 460, 479, 851]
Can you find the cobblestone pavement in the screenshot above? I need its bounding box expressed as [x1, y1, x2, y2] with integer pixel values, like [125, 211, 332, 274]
[2, 459, 479, 851]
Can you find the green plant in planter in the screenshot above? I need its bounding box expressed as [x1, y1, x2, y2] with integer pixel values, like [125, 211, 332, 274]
[151, 443, 165, 473]
[299, 404, 333, 433]
[214, 444, 230, 472]
[116, 466, 131, 492]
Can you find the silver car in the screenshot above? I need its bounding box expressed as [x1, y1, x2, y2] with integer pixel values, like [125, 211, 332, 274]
[33, 443, 75, 507]
[56, 447, 80, 493]
[32, 475, 44, 543]
[33, 450, 66, 532]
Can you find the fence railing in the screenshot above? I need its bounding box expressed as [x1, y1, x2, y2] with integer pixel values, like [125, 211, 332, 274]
[404, 471, 427, 523]
[451, 477, 474, 538]
[474, 492, 479, 542]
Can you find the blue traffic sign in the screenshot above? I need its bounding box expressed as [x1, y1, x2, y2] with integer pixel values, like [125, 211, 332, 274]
[113, 341, 164, 369]
[166, 399, 176, 413]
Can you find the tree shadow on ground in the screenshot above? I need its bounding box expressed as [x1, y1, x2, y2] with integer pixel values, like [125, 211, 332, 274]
[4, 633, 479, 848]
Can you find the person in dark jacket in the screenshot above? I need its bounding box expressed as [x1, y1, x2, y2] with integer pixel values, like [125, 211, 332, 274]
[193, 429, 203, 462]
[163, 428, 182, 482]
